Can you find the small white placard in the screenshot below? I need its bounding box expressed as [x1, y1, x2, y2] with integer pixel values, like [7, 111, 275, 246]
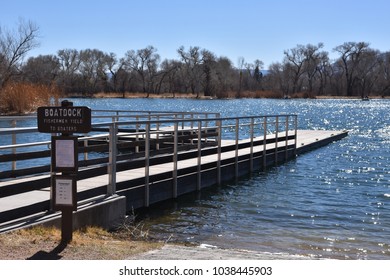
[55, 178, 73, 205]
[55, 139, 75, 168]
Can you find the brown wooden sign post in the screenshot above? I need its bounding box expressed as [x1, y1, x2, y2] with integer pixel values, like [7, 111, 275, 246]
[37, 100, 91, 243]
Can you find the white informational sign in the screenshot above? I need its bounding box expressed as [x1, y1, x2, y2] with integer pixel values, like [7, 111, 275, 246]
[55, 178, 74, 206]
[55, 139, 75, 168]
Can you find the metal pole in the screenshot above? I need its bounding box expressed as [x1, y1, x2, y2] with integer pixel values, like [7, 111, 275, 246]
[190, 113, 194, 145]
[83, 139, 88, 161]
[108, 123, 117, 195]
[263, 117, 267, 170]
[250, 117, 254, 172]
[217, 119, 222, 185]
[197, 120, 202, 191]
[275, 116, 279, 165]
[285, 116, 289, 161]
[144, 123, 150, 207]
[156, 115, 160, 150]
[135, 116, 139, 153]
[173, 122, 178, 198]
[294, 115, 298, 156]
[235, 118, 239, 179]
[11, 120, 16, 171]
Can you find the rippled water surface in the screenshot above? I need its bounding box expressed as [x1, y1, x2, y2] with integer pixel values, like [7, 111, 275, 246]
[2, 98, 390, 259]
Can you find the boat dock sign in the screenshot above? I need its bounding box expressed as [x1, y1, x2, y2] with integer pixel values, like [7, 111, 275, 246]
[37, 106, 92, 133]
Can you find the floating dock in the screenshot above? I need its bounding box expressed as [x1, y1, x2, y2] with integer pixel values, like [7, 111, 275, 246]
[0, 111, 348, 232]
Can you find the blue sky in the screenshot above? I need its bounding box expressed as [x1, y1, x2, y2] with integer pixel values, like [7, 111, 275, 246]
[1, 0, 389, 68]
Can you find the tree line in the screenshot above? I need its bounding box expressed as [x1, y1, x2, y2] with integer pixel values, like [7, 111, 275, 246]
[1, 20, 390, 99]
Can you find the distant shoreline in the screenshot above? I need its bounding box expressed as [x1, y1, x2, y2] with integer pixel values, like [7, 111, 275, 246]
[66, 92, 390, 100]
[1, 94, 389, 116]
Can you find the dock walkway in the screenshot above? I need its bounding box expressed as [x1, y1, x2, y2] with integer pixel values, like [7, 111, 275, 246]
[0, 128, 347, 232]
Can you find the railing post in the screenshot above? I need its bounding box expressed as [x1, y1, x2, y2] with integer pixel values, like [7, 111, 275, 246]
[285, 116, 289, 161]
[235, 118, 239, 179]
[190, 113, 194, 145]
[275, 116, 279, 165]
[145, 123, 150, 207]
[217, 119, 222, 185]
[205, 113, 209, 132]
[135, 116, 139, 153]
[83, 139, 89, 161]
[250, 117, 254, 172]
[263, 116, 267, 170]
[156, 115, 160, 150]
[173, 122, 178, 198]
[294, 115, 298, 156]
[107, 123, 117, 196]
[197, 120, 202, 191]
[11, 120, 17, 171]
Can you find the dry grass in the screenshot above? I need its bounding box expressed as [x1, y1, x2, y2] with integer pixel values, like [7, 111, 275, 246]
[0, 83, 61, 115]
[73, 92, 208, 99]
[0, 226, 162, 260]
[90, 91, 285, 99]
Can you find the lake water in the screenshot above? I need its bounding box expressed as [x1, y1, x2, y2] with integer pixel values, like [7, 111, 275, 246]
[2, 98, 390, 259]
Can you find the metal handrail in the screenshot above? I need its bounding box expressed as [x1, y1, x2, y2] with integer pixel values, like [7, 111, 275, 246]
[1, 113, 297, 188]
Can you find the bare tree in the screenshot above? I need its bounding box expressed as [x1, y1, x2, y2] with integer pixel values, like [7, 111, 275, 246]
[57, 49, 81, 93]
[236, 56, 245, 97]
[333, 42, 371, 96]
[0, 19, 40, 88]
[214, 56, 235, 98]
[177, 46, 202, 97]
[157, 59, 180, 95]
[316, 56, 332, 95]
[78, 49, 112, 93]
[243, 59, 264, 91]
[268, 62, 293, 97]
[201, 49, 217, 97]
[354, 49, 381, 98]
[253, 59, 264, 88]
[302, 43, 328, 94]
[106, 52, 123, 93]
[22, 55, 60, 85]
[376, 52, 390, 96]
[123, 46, 160, 97]
[283, 45, 306, 93]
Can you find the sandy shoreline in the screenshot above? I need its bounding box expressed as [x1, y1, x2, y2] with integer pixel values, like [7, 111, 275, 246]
[129, 244, 318, 260]
[0, 226, 316, 260]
